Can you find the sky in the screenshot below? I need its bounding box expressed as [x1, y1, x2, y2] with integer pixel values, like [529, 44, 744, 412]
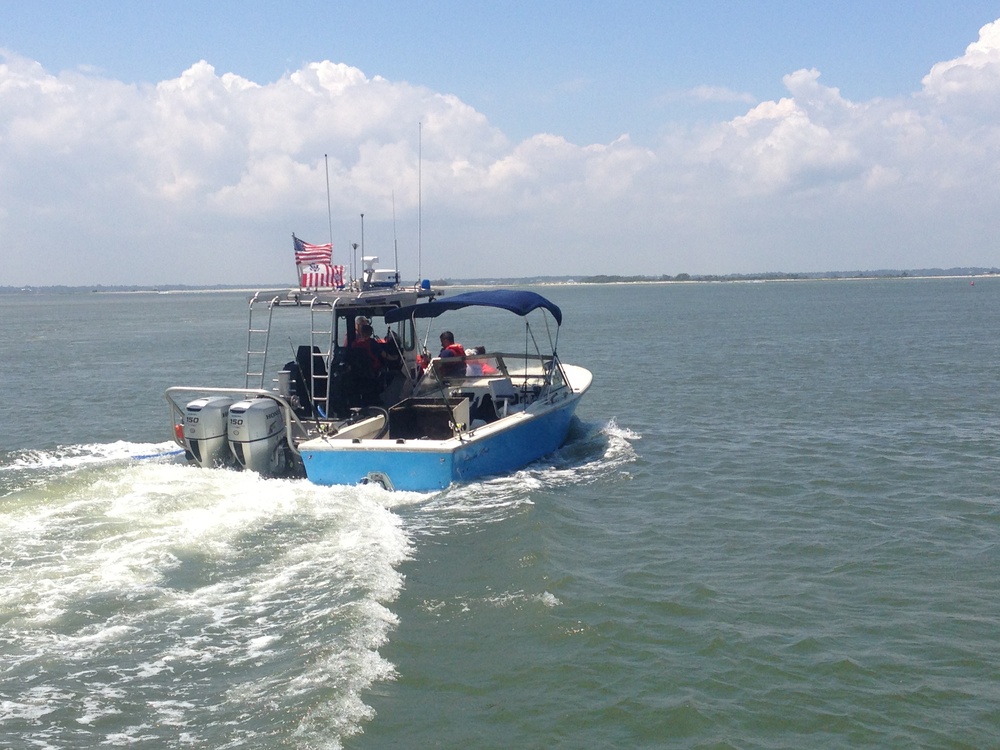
[3, 1, 1000, 285]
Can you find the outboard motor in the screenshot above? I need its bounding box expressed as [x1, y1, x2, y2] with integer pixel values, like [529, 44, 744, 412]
[227, 398, 286, 475]
[183, 396, 236, 468]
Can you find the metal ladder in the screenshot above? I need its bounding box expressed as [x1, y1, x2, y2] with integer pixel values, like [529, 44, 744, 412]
[307, 298, 336, 407]
[245, 294, 279, 389]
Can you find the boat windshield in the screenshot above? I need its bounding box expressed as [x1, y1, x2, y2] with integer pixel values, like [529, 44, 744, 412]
[417, 351, 553, 389]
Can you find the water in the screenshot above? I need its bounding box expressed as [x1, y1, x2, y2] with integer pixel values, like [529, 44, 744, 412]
[2, 279, 999, 748]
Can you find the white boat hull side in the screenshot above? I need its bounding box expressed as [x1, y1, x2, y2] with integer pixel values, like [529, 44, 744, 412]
[300, 365, 592, 491]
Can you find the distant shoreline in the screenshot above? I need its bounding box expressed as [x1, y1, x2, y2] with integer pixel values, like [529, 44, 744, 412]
[3, 268, 998, 295]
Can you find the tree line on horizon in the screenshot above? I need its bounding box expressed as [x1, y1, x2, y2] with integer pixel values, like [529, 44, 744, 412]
[575, 267, 1000, 283]
[4, 267, 999, 294]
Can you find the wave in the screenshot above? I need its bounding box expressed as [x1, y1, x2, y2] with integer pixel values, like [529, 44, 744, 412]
[0, 448, 410, 748]
[0, 441, 185, 500]
[0, 423, 639, 744]
[489, 416, 641, 490]
[405, 417, 640, 533]
[1, 440, 183, 471]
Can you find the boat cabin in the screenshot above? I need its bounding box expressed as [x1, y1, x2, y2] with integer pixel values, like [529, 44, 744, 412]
[241, 286, 437, 421]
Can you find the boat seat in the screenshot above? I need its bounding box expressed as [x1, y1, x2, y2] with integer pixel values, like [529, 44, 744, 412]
[345, 346, 382, 407]
[326, 348, 352, 418]
[488, 378, 519, 418]
[285, 345, 328, 418]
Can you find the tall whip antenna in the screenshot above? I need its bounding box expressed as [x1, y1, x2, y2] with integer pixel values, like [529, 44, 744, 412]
[392, 190, 400, 284]
[418, 121, 422, 282]
[324, 154, 333, 249]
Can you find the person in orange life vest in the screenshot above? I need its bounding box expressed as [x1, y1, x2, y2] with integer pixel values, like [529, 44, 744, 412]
[437, 330, 466, 377]
[352, 322, 383, 373]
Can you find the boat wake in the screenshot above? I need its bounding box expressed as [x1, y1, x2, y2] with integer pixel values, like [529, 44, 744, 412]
[542, 416, 641, 484]
[0, 421, 637, 745]
[406, 418, 640, 531]
[0, 441, 184, 498]
[0, 442, 409, 748]
[1, 440, 183, 471]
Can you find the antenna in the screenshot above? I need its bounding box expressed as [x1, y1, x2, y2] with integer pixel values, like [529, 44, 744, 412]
[324, 154, 333, 250]
[418, 121, 422, 282]
[392, 190, 400, 285]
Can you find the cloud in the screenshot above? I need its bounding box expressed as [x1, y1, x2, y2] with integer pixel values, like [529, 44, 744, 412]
[700, 70, 863, 193]
[922, 19, 1000, 105]
[3, 22, 1000, 285]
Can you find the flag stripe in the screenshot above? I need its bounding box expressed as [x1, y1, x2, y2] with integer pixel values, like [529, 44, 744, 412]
[293, 236, 332, 266]
[299, 263, 346, 289]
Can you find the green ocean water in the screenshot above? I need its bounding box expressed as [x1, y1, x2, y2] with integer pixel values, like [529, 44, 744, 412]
[1, 278, 998, 748]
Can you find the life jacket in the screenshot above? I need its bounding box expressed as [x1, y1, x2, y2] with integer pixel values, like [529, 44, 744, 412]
[441, 343, 466, 359]
[351, 338, 382, 372]
[438, 343, 466, 376]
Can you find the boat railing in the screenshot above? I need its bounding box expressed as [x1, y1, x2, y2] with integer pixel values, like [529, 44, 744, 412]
[165, 386, 313, 456]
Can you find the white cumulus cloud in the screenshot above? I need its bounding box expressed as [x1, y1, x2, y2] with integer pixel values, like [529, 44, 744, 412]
[3, 21, 1000, 286]
[922, 19, 1000, 103]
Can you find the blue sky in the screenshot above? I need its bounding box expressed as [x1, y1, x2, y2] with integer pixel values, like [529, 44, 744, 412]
[8, 1, 996, 143]
[3, 2, 1000, 284]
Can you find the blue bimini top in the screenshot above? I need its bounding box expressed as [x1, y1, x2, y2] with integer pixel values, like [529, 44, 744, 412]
[385, 289, 562, 325]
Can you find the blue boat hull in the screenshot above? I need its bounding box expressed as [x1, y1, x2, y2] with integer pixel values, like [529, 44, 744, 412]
[300, 392, 582, 491]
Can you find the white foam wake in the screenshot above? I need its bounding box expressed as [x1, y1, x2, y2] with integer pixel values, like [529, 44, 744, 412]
[405, 418, 641, 533]
[0, 440, 183, 474]
[0, 454, 411, 748]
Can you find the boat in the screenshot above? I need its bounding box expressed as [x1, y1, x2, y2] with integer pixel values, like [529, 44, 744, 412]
[296, 289, 592, 491]
[165, 283, 591, 491]
[165, 250, 441, 480]
[166, 134, 591, 489]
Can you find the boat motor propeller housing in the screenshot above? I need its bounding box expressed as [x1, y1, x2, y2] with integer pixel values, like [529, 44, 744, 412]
[227, 398, 286, 475]
[183, 396, 236, 468]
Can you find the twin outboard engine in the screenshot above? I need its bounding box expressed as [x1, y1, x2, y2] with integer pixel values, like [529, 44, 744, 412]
[183, 396, 236, 468]
[227, 398, 287, 476]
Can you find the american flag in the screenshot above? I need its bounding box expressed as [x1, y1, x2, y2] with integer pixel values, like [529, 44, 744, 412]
[299, 263, 346, 289]
[293, 235, 333, 266]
